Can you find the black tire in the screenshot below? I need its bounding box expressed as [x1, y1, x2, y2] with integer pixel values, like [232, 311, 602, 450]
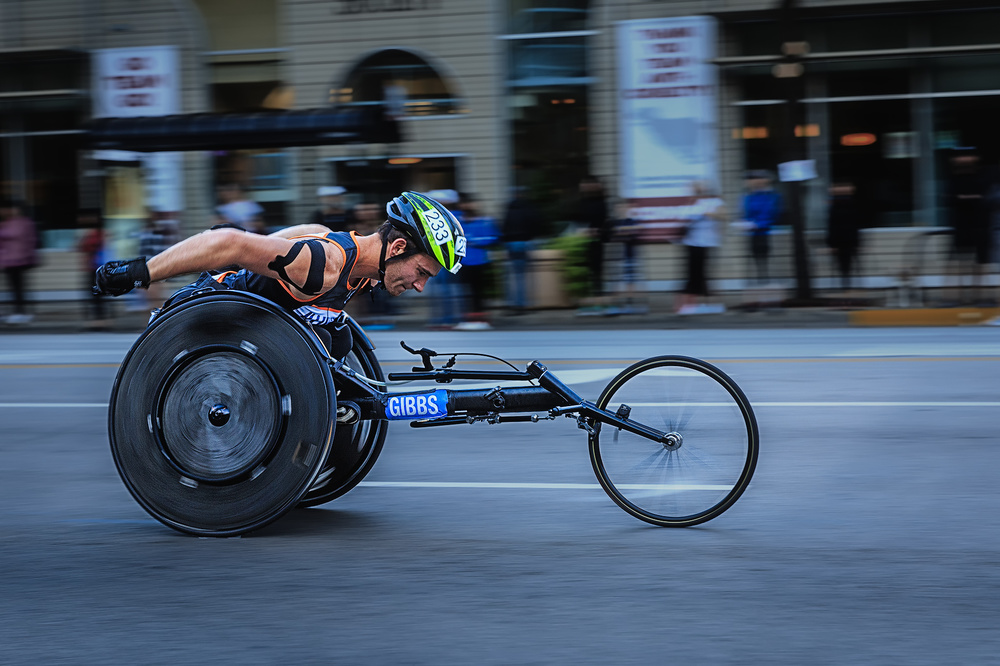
[109, 291, 336, 537]
[297, 317, 388, 508]
[589, 355, 758, 527]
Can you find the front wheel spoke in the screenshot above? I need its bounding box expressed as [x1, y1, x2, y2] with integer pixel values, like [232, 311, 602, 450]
[626, 446, 668, 475]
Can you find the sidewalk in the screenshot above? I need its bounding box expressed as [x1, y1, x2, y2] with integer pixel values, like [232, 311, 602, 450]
[3, 291, 998, 335]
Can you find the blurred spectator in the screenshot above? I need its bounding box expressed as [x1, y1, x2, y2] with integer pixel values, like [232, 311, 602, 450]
[989, 180, 1000, 285]
[577, 175, 611, 296]
[156, 211, 181, 248]
[455, 194, 499, 329]
[425, 189, 462, 329]
[311, 186, 353, 232]
[214, 183, 264, 233]
[947, 150, 992, 303]
[350, 202, 383, 236]
[742, 170, 782, 285]
[503, 187, 541, 313]
[612, 200, 646, 313]
[77, 208, 111, 330]
[137, 211, 180, 309]
[825, 181, 865, 292]
[0, 198, 38, 325]
[676, 182, 725, 315]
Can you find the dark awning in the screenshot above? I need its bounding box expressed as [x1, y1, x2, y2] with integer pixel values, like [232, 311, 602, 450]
[84, 106, 400, 152]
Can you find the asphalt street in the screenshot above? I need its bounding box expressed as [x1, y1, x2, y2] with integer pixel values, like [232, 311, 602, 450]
[1, 327, 999, 664]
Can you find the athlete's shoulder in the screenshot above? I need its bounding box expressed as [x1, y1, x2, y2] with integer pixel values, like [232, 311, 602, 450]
[289, 229, 354, 246]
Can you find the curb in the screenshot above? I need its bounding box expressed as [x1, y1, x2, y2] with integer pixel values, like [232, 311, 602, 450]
[848, 307, 1000, 327]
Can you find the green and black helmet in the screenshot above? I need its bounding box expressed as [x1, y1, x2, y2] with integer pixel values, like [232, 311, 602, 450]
[385, 191, 466, 274]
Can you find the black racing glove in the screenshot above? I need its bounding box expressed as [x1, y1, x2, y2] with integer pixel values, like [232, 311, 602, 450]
[94, 256, 151, 296]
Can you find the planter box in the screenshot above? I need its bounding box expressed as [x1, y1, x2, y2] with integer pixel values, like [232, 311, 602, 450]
[528, 248, 570, 309]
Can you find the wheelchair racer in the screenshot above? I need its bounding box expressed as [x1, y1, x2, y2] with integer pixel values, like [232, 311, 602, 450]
[94, 190, 466, 363]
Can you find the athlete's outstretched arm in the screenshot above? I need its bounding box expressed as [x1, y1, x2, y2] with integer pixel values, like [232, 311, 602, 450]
[147, 229, 284, 280]
[146, 229, 344, 298]
[95, 228, 345, 298]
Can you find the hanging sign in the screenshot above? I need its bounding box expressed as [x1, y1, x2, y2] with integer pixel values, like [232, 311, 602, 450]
[617, 16, 718, 240]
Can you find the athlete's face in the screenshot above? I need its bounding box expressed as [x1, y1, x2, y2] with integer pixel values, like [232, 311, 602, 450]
[384, 252, 442, 296]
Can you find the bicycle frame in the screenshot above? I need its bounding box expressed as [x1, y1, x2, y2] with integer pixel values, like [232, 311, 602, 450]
[332, 354, 673, 445]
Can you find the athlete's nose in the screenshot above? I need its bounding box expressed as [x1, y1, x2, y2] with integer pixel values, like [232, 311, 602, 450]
[412, 279, 426, 293]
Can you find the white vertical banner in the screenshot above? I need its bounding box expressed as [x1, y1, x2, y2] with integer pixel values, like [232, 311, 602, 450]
[92, 46, 183, 213]
[617, 16, 718, 239]
[93, 46, 180, 118]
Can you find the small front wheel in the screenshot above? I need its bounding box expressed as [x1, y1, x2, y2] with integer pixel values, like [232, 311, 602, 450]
[589, 356, 758, 527]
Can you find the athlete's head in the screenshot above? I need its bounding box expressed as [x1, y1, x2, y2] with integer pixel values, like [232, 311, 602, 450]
[376, 191, 466, 295]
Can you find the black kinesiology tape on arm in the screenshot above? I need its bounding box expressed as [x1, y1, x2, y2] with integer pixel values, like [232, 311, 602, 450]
[267, 239, 327, 295]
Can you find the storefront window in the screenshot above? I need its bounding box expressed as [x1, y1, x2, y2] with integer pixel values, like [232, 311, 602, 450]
[504, 1, 592, 231]
[828, 99, 914, 227]
[509, 36, 588, 86]
[928, 9, 1000, 47]
[822, 66, 909, 99]
[931, 55, 1000, 95]
[726, 4, 1000, 230]
[327, 156, 460, 210]
[0, 50, 88, 244]
[812, 16, 908, 52]
[337, 49, 463, 118]
[507, 0, 588, 34]
[508, 87, 589, 231]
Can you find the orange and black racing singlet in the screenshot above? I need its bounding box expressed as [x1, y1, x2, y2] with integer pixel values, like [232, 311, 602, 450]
[211, 231, 370, 327]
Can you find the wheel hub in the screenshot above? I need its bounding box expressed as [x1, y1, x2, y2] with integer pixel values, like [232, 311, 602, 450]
[208, 403, 231, 427]
[662, 432, 683, 451]
[158, 350, 282, 482]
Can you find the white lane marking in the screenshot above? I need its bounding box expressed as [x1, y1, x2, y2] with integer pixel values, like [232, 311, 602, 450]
[359, 481, 732, 491]
[1, 401, 998, 408]
[830, 345, 1000, 357]
[761, 401, 1000, 407]
[0, 403, 109, 408]
[622, 401, 1000, 408]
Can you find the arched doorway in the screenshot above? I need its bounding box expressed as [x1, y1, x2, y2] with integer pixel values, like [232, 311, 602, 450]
[326, 48, 466, 206]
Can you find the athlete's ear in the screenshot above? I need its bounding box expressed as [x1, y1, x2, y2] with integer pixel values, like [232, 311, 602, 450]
[387, 238, 409, 259]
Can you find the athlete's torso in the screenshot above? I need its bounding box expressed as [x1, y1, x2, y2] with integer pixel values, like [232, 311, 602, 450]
[211, 230, 372, 326]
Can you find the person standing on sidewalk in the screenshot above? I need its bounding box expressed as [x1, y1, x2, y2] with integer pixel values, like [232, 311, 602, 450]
[577, 175, 611, 297]
[77, 208, 111, 330]
[214, 183, 265, 234]
[0, 199, 39, 325]
[742, 171, 782, 285]
[455, 193, 499, 329]
[311, 186, 353, 232]
[947, 150, 992, 304]
[676, 182, 725, 315]
[502, 187, 540, 313]
[825, 181, 865, 293]
[425, 189, 463, 329]
[611, 200, 646, 314]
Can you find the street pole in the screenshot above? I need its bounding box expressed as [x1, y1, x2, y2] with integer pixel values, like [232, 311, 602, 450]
[776, 0, 813, 302]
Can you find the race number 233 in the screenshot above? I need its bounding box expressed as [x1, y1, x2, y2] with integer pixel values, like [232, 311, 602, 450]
[425, 210, 453, 244]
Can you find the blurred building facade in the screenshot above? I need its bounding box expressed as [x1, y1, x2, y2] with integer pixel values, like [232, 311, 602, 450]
[2, 0, 999, 300]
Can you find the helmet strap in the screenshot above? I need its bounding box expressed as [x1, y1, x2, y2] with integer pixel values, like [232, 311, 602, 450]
[378, 234, 389, 283]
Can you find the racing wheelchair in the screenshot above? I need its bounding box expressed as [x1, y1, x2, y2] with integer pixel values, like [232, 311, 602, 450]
[109, 291, 759, 536]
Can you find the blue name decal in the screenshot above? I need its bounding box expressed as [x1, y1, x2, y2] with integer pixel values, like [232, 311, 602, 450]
[384, 390, 448, 420]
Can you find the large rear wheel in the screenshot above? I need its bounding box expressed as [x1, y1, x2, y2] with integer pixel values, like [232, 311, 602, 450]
[109, 292, 336, 536]
[297, 318, 388, 508]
